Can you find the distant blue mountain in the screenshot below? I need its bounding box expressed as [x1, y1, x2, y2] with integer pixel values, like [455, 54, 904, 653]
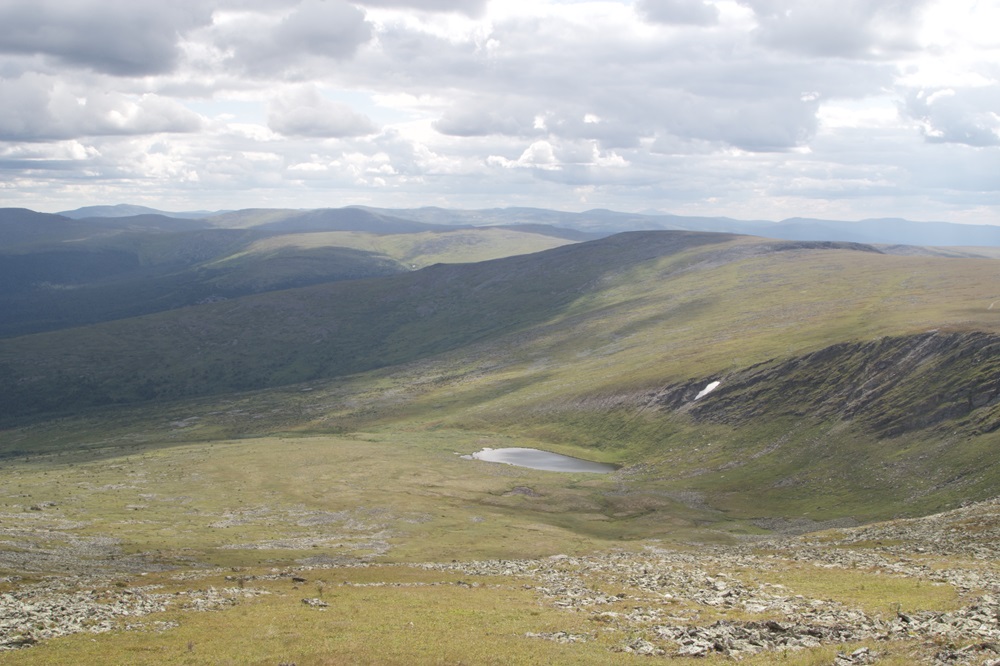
[25, 204, 1000, 248]
[58, 204, 219, 219]
[755, 217, 1000, 247]
[359, 206, 1000, 248]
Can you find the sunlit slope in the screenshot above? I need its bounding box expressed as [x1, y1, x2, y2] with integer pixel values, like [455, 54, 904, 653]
[203, 206, 452, 233]
[353, 237, 1000, 419]
[0, 231, 732, 419]
[319, 241, 1000, 521]
[218, 226, 576, 270]
[4, 230, 999, 425]
[282, 238, 1000, 521]
[3, 230, 1000, 525]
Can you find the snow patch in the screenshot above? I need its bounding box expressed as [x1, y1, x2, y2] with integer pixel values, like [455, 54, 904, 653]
[694, 381, 720, 400]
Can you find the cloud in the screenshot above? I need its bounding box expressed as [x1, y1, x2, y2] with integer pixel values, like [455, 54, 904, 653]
[661, 91, 822, 152]
[0, 0, 213, 76]
[903, 87, 1000, 147]
[433, 97, 539, 137]
[489, 140, 560, 170]
[0, 74, 203, 141]
[268, 86, 378, 137]
[219, 0, 372, 75]
[0, 0, 996, 225]
[351, 0, 488, 16]
[738, 0, 932, 59]
[636, 0, 719, 26]
[370, 8, 890, 154]
[487, 138, 630, 172]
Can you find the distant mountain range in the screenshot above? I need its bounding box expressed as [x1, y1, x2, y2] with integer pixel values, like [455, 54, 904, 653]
[42, 203, 1000, 247]
[5, 203, 999, 338]
[58, 204, 222, 220]
[0, 206, 579, 337]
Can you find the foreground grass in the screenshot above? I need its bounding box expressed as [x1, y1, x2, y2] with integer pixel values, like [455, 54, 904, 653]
[5, 564, 912, 666]
[0, 428, 682, 573]
[3, 570, 631, 666]
[0, 548, 976, 665]
[1, 418, 995, 664]
[745, 562, 963, 616]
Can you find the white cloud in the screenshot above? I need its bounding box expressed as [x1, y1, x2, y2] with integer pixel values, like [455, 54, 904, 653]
[215, 0, 372, 76]
[0, 0, 214, 76]
[268, 86, 378, 137]
[903, 86, 1000, 147]
[432, 97, 539, 137]
[817, 98, 899, 130]
[636, 0, 719, 26]
[0, 74, 203, 141]
[737, 0, 932, 59]
[353, 0, 488, 16]
[0, 0, 995, 224]
[489, 141, 560, 170]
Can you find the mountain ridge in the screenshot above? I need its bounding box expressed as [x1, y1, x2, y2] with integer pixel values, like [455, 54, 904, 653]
[19, 204, 1000, 248]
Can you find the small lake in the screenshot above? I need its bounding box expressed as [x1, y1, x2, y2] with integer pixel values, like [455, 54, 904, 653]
[462, 447, 618, 473]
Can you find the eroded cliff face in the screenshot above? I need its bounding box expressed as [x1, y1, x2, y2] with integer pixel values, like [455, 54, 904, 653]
[651, 331, 1000, 438]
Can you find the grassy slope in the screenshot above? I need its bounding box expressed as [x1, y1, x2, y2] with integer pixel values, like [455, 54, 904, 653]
[4, 233, 1000, 526]
[4, 232, 1000, 664]
[203, 207, 454, 234]
[390, 244, 1000, 521]
[0, 226, 572, 338]
[223, 227, 576, 269]
[0, 231, 730, 418]
[0, 400, 991, 664]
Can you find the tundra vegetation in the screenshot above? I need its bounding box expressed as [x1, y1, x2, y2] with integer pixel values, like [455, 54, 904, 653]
[2, 209, 1000, 664]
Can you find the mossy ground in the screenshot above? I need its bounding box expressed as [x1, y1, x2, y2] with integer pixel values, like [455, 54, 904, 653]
[4, 237, 1000, 663]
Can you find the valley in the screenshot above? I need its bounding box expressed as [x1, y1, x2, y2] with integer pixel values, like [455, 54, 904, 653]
[2, 206, 1000, 663]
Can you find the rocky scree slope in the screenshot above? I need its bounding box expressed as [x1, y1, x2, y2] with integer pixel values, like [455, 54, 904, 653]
[651, 330, 1000, 438]
[7, 499, 1000, 663]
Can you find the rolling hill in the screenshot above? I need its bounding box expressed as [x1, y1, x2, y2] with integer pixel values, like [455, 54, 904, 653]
[4, 216, 1000, 664]
[3, 228, 1000, 523]
[44, 203, 1000, 247]
[0, 209, 576, 337]
[357, 205, 1000, 247]
[58, 204, 219, 219]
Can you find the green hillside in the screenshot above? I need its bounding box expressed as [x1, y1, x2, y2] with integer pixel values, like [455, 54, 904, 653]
[0, 229, 402, 337]
[203, 206, 454, 233]
[4, 228, 1000, 664]
[4, 230, 1000, 525]
[0, 221, 572, 337]
[213, 226, 576, 270]
[0, 231, 734, 417]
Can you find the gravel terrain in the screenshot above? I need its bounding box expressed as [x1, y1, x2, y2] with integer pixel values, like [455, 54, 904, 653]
[2, 498, 1000, 663]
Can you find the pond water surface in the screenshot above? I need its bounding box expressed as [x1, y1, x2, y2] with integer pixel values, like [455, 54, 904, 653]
[462, 447, 618, 473]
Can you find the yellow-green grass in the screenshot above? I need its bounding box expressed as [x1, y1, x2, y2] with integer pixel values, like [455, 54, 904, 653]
[0, 552, 966, 666]
[5, 236, 1000, 664]
[1, 428, 698, 573]
[5, 243, 1000, 527]
[462, 246, 1000, 406]
[0, 411, 989, 665]
[6, 236, 999, 427]
[0, 570, 637, 666]
[738, 562, 963, 616]
[307, 243, 1000, 444]
[215, 228, 575, 269]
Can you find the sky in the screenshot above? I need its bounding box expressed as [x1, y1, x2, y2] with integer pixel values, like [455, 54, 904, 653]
[0, 0, 998, 223]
